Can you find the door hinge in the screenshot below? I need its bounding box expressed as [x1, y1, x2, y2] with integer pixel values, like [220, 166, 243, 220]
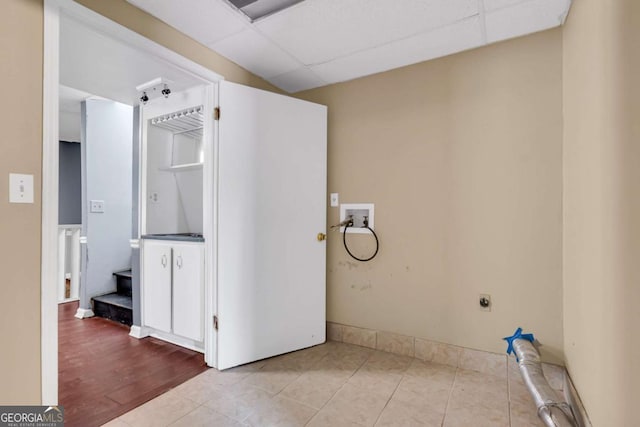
[213, 315, 219, 331]
[214, 107, 220, 121]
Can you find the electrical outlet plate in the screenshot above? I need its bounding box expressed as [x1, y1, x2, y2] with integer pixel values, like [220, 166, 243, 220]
[479, 294, 492, 312]
[9, 173, 34, 203]
[339, 203, 374, 234]
[90, 200, 105, 213]
[330, 193, 339, 207]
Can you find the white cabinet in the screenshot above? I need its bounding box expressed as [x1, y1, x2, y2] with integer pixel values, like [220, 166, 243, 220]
[141, 81, 327, 369]
[142, 240, 204, 343]
[142, 241, 172, 333]
[172, 243, 204, 341]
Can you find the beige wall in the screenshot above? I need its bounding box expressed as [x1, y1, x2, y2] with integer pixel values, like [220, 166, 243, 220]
[0, 0, 44, 405]
[9, 0, 637, 416]
[0, 0, 279, 404]
[299, 29, 564, 364]
[563, 0, 640, 424]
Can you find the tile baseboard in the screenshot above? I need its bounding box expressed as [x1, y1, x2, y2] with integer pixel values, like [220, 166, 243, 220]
[326, 321, 564, 381]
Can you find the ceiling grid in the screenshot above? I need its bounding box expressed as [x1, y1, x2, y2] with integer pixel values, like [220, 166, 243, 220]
[128, 0, 572, 93]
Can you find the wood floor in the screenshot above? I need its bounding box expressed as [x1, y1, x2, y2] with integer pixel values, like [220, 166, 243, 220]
[59, 301, 208, 427]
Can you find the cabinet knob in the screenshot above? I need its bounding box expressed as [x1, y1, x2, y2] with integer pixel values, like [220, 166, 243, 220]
[317, 233, 326, 242]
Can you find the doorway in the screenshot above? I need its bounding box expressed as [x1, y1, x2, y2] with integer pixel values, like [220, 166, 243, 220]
[43, 0, 221, 406]
[44, 0, 329, 413]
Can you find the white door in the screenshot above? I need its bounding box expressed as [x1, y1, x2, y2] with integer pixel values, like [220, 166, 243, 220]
[142, 240, 172, 333]
[216, 81, 327, 370]
[172, 243, 204, 341]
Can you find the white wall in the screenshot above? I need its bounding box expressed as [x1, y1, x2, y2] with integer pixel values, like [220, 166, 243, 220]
[143, 85, 205, 234]
[59, 110, 81, 142]
[145, 125, 189, 233]
[80, 99, 133, 307]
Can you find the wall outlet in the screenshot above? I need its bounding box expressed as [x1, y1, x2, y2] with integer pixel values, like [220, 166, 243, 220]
[479, 294, 491, 312]
[90, 200, 105, 213]
[149, 192, 159, 203]
[339, 203, 374, 234]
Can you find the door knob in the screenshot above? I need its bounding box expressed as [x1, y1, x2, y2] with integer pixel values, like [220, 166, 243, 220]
[317, 233, 326, 241]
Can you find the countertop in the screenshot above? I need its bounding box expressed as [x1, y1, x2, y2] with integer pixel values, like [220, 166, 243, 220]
[141, 233, 205, 243]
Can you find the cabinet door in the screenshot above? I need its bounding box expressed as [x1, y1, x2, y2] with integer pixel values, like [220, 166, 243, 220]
[172, 243, 204, 341]
[142, 241, 172, 333]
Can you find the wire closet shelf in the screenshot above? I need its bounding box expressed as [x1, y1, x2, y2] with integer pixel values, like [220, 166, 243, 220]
[150, 105, 204, 140]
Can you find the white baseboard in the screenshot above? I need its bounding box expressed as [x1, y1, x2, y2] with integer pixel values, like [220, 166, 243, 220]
[129, 325, 149, 339]
[148, 329, 204, 353]
[74, 308, 94, 319]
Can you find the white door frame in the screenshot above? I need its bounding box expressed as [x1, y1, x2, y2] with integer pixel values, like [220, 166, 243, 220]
[42, 0, 222, 404]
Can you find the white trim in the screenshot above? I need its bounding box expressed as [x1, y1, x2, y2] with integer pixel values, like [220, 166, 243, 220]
[74, 308, 95, 319]
[57, 227, 66, 302]
[58, 224, 81, 229]
[43, 0, 224, 403]
[129, 325, 150, 339]
[203, 84, 218, 368]
[139, 102, 148, 236]
[159, 163, 203, 173]
[148, 329, 204, 354]
[42, 0, 60, 406]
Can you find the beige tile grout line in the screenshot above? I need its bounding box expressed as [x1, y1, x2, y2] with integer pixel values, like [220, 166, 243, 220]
[302, 347, 375, 426]
[440, 367, 460, 427]
[372, 374, 403, 427]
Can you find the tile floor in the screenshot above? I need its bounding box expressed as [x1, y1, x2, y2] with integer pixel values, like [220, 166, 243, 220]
[103, 341, 562, 426]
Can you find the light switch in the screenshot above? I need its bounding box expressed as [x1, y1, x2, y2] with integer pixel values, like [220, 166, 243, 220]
[90, 200, 105, 213]
[9, 173, 34, 203]
[330, 193, 339, 207]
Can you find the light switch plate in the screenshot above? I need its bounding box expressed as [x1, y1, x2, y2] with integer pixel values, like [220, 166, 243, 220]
[9, 173, 34, 203]
[330, 193, 339, 207]
[90, 200, 105, 213]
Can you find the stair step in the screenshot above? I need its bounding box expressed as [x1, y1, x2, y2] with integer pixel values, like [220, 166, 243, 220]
[113, 269, 132, 279]
[113, 270, 133, 297]
[92, 293, 132, 309]
[92, 293, 132, 326]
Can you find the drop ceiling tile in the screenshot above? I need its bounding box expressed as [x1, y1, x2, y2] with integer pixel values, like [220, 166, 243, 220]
[311, 17, 483, 85]
[485, 0, 571, 43]
[210, 29, 302, 79]
[127, 0, 247, 45]
[483, 0, 530, 12]
[256, 0, 479, 65]
[266, 67, 326, 93]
